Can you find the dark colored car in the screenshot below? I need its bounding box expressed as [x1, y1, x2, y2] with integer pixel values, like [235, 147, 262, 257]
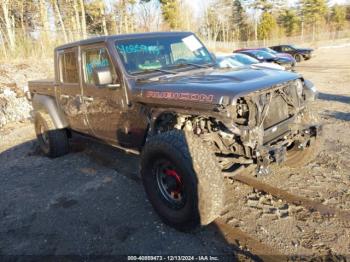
[236, 47, 296, 62]
[270, 45, 314, 62]
[28, 32, 320, 231]
[235, 49, 295, 69]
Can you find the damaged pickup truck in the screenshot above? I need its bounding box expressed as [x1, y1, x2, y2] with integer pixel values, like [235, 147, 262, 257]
[28, 32, 321, 230]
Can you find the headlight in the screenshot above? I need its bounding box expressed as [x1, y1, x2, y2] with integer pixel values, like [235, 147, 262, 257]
[309, 85, 317, 93]
[303, 79, 318, 101]
[294, 79, 303, 97]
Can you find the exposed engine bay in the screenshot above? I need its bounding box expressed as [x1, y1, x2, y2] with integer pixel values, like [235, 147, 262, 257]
[152, 79, 321, 174]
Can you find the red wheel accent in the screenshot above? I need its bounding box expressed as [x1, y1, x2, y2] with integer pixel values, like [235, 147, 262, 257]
[164, 169, 182, 184]
[164, 169, 183, 195]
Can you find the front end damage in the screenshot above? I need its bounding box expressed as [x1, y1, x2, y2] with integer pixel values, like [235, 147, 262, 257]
[151, 78, 320, 175]
[214, 78, 321, 174]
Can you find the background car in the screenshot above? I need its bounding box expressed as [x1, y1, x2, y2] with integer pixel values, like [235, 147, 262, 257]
[234, 49, 295, 70]
[215, 53, 286, 71]
[235, 47, 295, 62]
[270, 44, 314, 62]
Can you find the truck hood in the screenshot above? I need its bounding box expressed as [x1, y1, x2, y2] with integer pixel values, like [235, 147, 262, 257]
[133, 67, 299, 107]
[252, 62, 285, 71]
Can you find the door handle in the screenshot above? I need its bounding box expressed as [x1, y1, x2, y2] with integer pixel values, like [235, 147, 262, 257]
[82, 96, 94, 102]
[60, 94, 70, 99]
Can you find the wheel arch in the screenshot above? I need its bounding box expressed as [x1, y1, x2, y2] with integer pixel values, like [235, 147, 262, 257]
[151, 110, 178, 131]
[32, 94, 68, 129]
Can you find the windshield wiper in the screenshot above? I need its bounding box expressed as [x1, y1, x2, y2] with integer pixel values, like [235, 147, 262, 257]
[133, 68, 177, 75]
[177, 62, 211, 68]
[168, 62, 214, 70]
[147, 68, 177, 74]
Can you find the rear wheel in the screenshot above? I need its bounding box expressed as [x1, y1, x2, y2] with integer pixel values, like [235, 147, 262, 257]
[141, 130, 224, 231]
[34, 113, 69, 158]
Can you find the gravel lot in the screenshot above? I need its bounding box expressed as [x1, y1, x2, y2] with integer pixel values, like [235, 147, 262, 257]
[1, 45, 350, 259]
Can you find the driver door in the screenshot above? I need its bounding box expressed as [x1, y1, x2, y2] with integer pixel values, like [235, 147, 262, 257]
[80, 44, 125, 144]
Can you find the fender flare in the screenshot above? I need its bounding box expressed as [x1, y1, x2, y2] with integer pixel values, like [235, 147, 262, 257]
[32, 94, 68, 129]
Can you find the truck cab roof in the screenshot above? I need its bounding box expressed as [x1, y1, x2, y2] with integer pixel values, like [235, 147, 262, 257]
[55, 32, 194, 51]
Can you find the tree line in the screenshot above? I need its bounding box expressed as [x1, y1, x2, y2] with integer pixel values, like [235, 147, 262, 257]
[0, 0, 349, 58]
[205, 0, 350, 42]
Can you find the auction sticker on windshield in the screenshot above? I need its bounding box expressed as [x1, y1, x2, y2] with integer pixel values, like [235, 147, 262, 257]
[182, 35, 203, 51]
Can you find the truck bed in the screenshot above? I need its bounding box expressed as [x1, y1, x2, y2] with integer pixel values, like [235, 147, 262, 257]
[28, 79, 56, 97]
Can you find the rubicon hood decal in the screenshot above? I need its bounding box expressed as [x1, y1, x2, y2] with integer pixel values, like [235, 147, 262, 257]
[145, 90, 214, 103]
[134, 67, 300, 107]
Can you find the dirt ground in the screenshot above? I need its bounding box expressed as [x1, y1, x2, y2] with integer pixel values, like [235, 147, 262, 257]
[0, 45, 350, 259]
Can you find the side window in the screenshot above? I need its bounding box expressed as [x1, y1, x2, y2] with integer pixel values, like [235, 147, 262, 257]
[282, 46, 292, 52]
[59, 51, 79, 83]
[83, 47, 116, 85]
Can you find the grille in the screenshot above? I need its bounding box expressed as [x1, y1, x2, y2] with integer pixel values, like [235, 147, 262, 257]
[262, 82, 299, 129]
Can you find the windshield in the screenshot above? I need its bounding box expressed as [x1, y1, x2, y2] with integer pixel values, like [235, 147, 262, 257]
[290, 45, 299, 49]
[231, 53, 259, 65]
[115, 34, 214, 75]
[249, 50, 276, 59]
[262, 47, 277, 54]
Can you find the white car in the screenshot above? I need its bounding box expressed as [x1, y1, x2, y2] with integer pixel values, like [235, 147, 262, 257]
[216, 53, 286, 71]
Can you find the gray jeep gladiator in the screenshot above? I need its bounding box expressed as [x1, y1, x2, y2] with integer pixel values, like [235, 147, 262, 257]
[28, 32, 320, 230]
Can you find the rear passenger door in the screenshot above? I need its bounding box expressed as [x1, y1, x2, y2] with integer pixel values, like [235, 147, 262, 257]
[56, 48, 90, 134]
[80, 44, 125, 143]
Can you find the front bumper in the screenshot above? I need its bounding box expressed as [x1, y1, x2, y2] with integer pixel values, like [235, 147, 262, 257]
[302, 53, 312, 59]
[256, 122, 321, 169]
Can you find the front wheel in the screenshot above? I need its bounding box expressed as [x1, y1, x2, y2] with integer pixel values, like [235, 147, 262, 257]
[294, 54, 303, 63]
[141, 130, 224, 231]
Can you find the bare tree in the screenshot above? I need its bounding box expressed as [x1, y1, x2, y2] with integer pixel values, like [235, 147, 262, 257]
[73, 0, 82, 37]
[1, 0, 15, 51]
[79, 0, 87, 38]
[99, 1, 108, 35]
[52, 0, 68, 42]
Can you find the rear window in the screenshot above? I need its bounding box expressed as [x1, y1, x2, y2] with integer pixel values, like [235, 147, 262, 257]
[59, 51, 79, 83]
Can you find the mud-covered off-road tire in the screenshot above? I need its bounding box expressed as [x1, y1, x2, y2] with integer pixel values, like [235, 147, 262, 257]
[34, 113, 69, 158]
[141, 130, 224, 231]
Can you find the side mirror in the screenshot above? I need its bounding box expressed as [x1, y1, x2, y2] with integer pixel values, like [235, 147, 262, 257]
[92, 67, 120, 89]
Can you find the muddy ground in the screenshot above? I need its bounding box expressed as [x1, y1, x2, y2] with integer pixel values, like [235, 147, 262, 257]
[0, 45, 349, 260]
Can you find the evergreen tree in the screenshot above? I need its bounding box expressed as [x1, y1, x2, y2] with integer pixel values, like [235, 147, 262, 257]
[278, 9, 300, 36]
[258, 12, 277, 40]
[232, 0, 250, 41]
[299, 0, 328, 39]
[330, 5, 347, 31]
[159, 0, 182, 29]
